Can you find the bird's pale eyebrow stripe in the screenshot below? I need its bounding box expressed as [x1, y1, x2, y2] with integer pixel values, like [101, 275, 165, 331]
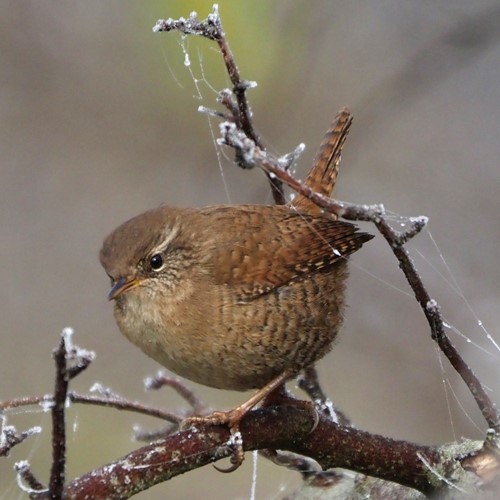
[150, 224, 180, 255]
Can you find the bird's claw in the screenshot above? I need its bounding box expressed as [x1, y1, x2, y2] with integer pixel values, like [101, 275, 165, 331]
[182, 409, 246, 472]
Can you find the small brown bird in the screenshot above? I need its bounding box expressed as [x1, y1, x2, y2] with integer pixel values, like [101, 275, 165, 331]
[100, 109, 372, 467]
[100, 205, 371, 388]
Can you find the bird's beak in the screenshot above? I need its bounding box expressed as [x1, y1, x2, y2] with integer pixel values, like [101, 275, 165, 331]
[108, 276, 139, 301]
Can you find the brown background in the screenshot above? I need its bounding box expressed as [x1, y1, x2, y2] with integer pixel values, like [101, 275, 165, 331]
[1, 1, 500, 498]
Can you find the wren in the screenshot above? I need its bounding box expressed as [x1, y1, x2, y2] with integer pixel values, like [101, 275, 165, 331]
[100, 204, 371, 390]
[99, 109, 372, 468]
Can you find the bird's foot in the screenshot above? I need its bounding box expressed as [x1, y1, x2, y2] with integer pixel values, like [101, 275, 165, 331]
[181, 369, 297, 472]
[182, 407, 247, 472]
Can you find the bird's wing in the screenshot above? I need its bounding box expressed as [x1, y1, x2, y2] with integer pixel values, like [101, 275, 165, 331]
[202, 205, 373, 300]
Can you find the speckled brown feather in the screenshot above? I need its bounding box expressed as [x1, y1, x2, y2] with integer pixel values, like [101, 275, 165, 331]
[198, 205, 371, 300]
[291, 107, 352, 217]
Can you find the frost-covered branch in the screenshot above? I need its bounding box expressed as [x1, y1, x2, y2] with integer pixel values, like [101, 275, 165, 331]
[61, 405, 444, 498]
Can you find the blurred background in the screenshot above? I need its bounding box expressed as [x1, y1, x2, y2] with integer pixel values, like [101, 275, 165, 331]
[1, 1, 499, 498]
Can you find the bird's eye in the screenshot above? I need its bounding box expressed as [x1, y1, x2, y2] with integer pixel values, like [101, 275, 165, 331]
[149, 253, 164, 271]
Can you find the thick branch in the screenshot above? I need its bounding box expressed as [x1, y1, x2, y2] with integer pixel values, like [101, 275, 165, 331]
[62, 407, 442, 499]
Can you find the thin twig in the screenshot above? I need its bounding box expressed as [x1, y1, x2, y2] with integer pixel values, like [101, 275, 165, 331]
[0, 422, 41, 457]
[0, 392, 182, 425]
[15, 461, 47, 495]
[145, 374, 207, 415]
[375, 218, 500, 430]
[153, 6, 285, 204]
[69, 393, 183, 424]
[298, 367, 350, 426]
[49, 335, 69, 499]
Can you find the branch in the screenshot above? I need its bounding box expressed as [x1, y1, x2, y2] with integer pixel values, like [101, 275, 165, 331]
[50, 329, 96, 498]
[0, 392, 182, 425]
[62, 406, 447, 499]
[1, 312, 494, 497]
[376, 223, 500, 432]
[0, 423, 41, 458]
[298, 366, 350, 426]
[49, 334, 69, 498]
[153, 5, 286, 204]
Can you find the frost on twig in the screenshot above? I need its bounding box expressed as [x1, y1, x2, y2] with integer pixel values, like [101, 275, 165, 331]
[217, 121, 257, 168]
[297, 367, 350, 426]
[153, 5, 222, 41]
[277, 142, 306, 171]
[60, 327, 95, 379]
[15, 460, 48, 496]
[0, 418, 41, 457]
